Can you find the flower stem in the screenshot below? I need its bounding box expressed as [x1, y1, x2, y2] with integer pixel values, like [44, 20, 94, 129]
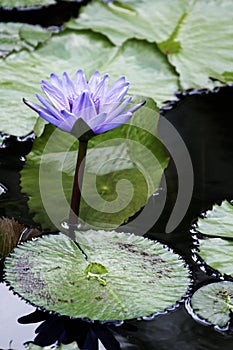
[69, 140, 88, 226]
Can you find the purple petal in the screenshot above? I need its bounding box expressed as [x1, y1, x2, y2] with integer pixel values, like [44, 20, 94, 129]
[36, 93, 62, 119]
[50, 73, 63, 90]
[60, 110, 79, 132]
[91, 74, 109, 110]
[106, 76, 128, 97]
[41, 80, 69, 110]
[72, 91, 97, 122]
[87, 112, 107, 132]
[62, 72, 75, 98]
[99, 96, 132, 116]
[23, 98, 69, 128]
[38, 110, 62, 127]
[73, 69, 88, 95]
[94, 112, 132, 133]
[104, 81, 130, 105]
[124, 100, 146, 114]
[88, 71, 101, 92]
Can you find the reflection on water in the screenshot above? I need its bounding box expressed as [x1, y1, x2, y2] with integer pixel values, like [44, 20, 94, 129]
[0, 283, 37, 349]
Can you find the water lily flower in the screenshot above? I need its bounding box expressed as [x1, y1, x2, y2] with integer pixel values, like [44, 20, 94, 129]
[23, 70, 145, 138]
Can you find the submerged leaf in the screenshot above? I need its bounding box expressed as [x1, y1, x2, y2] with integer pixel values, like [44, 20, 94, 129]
[190, 281, 233, 328]
[4, 230, 190, 320]
[0, 217, 42, 259]
[0, 218, 24, 258]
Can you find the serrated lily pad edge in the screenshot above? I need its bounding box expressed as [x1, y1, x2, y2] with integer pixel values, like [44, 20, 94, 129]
[185, 281, 233, 331]
[3, 231, 192, 322]
[191, 197, 233, 278]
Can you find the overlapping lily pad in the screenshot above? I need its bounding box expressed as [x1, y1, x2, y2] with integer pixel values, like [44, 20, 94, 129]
[68, 0, 233, 89]
[27, 342, 80, 350]
[196, 201, 233, 277]
[0, 23, 51, 58]
[0, 28, 178, 136]
[0, 0, 56, 8]
[4, 230, 190, 320]
[21, 100, 168, 230]
[190, 281, 233, 328]
[66, 0, 191, 46]
[164, 0, 233, 88]
[0, 31, 177, 136]
[198, 201, 233, 239]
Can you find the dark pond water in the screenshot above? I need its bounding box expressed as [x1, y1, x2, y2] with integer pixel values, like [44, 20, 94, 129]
[1, 2, 233, 349]
[1, 85, 233, 349]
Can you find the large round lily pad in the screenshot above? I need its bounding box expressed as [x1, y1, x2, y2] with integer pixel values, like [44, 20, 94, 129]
[4, 230, 190, 321]
[189, 281, 233, 328]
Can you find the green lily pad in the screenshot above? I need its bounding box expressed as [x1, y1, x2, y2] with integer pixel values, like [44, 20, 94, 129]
[27, 342, 80, 350]
[0, 0, 56, 8]
[197, 201, 233, 238]
[0, 28, 178, 136]
[0, 23, 51, 58]
[197, 237, 233, 277]
[195, 201, 233, 277]
[190, 281, 233, 328]
[4, 230, 190, 320]
[102, 38, 179, 105]
[66, 0, 191, 46]
[163, 0, 233, 88]
[67, 0, 233, 89]
[21, 100, 168, 230]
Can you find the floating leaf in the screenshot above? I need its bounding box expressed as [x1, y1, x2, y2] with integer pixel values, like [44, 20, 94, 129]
[21, 100, 168, 230]
[162, 0, 233, 88]
[198, 237, 233, 277]
[190, 281, 233, 328]
[66, 0, 192, 46]
[27, 342, 80, 350]
[195, 201, 233, 276]
[4, 230, 190, 320]
[197, 201, 233, 239]
[67, 0, 233, 89]
[102, 39, 178, 105]
[0, 0, 56, 8]
[0, 29, 178, 136]
[0, 23, 51, 58]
